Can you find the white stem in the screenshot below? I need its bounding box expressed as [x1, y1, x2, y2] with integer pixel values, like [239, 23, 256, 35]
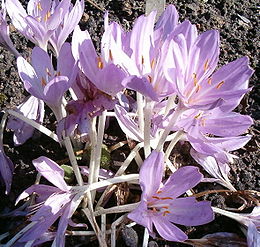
[143, 99, 153, 158]
[137, 92, 144, 135]
[95, 143, 143, 209]
[63, 136, 83, 186]
[88, 116, 97, 201]
[164, 94, 176, 116]
[6, 110, 59, 142]
[164, 130, 185, 161]
[0, 112, 8, 146]
[94, 203, 139, 216]
[156, 106, 185, 151]
[101, 214, 106, 242]
[142, 228, 149, 247]
[111, 215, 126, 247]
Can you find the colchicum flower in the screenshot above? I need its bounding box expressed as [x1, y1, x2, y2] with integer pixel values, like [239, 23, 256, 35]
[128, 151, 214, 242]
[7, 96, 45, 146]
[6, 0, 71, 50]
[16, 156, 85, 246]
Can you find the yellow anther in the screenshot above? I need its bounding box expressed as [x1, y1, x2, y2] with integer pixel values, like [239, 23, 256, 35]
[194, 112, 202, 119]
[161, 197, 173, 200]
[109, 49, 113, 61]
[204, 59, 209, 72]
[207, 77, 212, 85]
[152, 196, 161, 200]
[147, 75, 152, 83]
[192, 73, 198, 86]
[46, 67, 52, 76]
[163, 210, 171, 216]
[36, 17, 41, 22]
[156, 190, 162, 194]
[216, 80, 224, 89]
[141, 55, 144, 65]
[195, 85, 201, 93]
[44, 11, 51, 22]
[151, 58, 156, 69]
[162, 206, 169, 209]
[201, 118, 206, 127]
[97, 57, 104, 69]
[41, 77, 47, 86]
[37, 2, 43, 11]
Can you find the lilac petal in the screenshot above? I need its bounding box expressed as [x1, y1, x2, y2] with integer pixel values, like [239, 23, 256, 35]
[43, 75, 70, 106]
[96, 63, 125, 96]
[122, 75, 159, 101]
[19, 192, 71, 242]
[32, 156, 69, 191]
[201, 112, 253, 137]
[193, 57, 254, 112]
[139, 151, 164, 197]
[247, 222, 260, 247]
[167, 197, 214, 226]
[128, 201, 154, 235]
[16, 184, 60, 205]
[155, 4, 179, 39]
[7, 96, 45, 146]
[114, 105, 143, 142]
[53, 193, 83, 247]
[31, 47, 54, 80]
[153, 216, 187, 242]
[0, 149, 14, 194]
[50, 0, 84, 54]
[161, 166, 203, 198]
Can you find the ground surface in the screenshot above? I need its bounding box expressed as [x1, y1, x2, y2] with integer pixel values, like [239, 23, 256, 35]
[0, 0, 259, 246]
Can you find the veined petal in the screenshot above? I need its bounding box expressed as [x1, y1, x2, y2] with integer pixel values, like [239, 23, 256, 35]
[167, 197, 214, 226]
[140, 151, 164, 197]
[32, 156, 69, 191]
[153, 216, 187, 242]
[161, 166, 203, 198]
[155, 4, 179, 40]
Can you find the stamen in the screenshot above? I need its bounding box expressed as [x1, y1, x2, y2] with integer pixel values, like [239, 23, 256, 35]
[161, 206, 169, 209]
[195, 85, 201, 93]
[46, 67, 52, 77]
[109, 49, 113, 61]
[37, 2, 43, 11]
[194, 112, 202, 119]
[160, 197, 173, 200]
[56, 71, 61, 76]
[163, 211, 171, 216]
[152, 196, 160, 200]
[207, 77, 212, 85]
[147, 75, 152, 83]
[156, 191, 162, 194]
[41, 78, 47, 86]
[97, 57, 103, 69]
[141, 55, 144, 65]
[204, 59, 209, 72]
[201, 118, 206, 127]
[44, 11, 51, 22]
[151, 58, 155, 69]
[192, 73, 198, 86]
[216, 80, 224, 89]
[36, 17, 41, 22]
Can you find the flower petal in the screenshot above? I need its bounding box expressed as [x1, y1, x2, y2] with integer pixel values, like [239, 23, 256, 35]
[32, 156, 69, 191]
[161, 166, 203, 198]
[153, 216, 187, 242]
[140, 151, 164, 197]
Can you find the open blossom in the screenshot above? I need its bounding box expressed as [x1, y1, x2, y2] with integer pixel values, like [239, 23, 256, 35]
[6, 0, 72, 50]
[16, 42, 75, 119]
[128, 151, 214, 242]
[16, 156, 85, 246]
[0, 2, 20, 57]
[7, 96, 45, 146]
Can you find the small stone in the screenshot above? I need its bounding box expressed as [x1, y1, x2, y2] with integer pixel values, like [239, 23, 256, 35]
[148, 241, 159, 247]
[121, 226, 138, 247]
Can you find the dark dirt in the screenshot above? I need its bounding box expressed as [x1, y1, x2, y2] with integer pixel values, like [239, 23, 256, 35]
[0, 0, 259, 246]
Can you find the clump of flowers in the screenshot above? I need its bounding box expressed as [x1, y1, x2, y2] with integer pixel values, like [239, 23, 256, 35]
[0, 1, 257, 247]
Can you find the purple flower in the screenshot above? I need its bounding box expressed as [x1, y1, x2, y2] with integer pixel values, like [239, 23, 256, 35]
[0, 148, 14, 194]
[57, 71, 116, 140]
[16, 43, 75, 113]
[6, 0, 71, 49]
[7, 96, 45, 146]
[16, 156, 85, 246]
[128, 151, 214, 242]
[0, 2, 20, 57]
